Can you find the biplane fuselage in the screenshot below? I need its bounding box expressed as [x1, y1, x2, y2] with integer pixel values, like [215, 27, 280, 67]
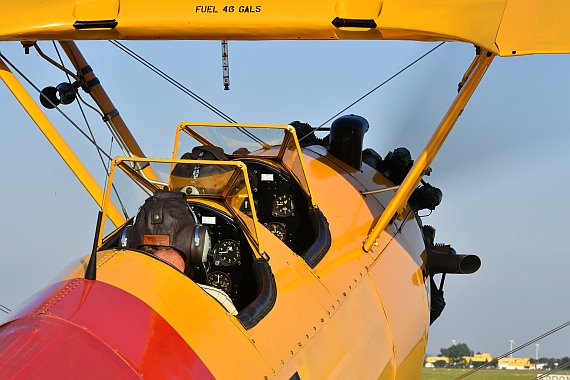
[0, 126, 429, 379]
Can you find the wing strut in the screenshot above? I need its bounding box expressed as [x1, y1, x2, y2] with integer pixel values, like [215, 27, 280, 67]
[0, 56, 124, 226]
[363, 49, 495, 252]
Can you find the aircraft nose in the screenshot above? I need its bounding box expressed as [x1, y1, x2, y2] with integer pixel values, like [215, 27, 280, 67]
[0, 278, 214, 379]
[0, 315, 141, 378]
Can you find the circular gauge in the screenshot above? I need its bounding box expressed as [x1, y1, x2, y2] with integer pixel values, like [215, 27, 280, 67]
[214, 239, 241, 266]
[266, 222, 287, 241]
[207, 271, 232, 294]
[273, 194, 295, 217]
[180, 185, 199, 195]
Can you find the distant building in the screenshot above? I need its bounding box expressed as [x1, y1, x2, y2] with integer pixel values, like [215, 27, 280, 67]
[497, 357, 535, 370]
[469, 353, 493, 367]
[424, 356, 449, 367]
[425, 353, 536, 370]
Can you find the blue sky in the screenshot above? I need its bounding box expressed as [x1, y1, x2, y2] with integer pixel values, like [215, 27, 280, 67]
[1, 39, 569, 360]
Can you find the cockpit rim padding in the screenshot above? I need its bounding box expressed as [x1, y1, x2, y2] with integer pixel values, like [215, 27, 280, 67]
[301, 208, 331, 268]
[236, 258, 277, 329]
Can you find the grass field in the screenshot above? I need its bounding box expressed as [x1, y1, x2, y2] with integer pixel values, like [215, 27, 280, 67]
[421, 368, 570, 379]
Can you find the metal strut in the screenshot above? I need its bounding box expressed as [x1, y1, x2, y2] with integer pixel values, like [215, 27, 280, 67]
[363, 49, 495, 252]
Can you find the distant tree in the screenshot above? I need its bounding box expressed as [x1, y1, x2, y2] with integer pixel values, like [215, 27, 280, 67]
[440, 343, 472, 366]
[434, 360, 447, 368]
[560, 357, 570, 367]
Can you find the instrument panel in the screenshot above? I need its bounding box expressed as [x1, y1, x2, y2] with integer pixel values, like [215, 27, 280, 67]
[242, 160, 312, 253]
[186, 160, 312, 307]
[188, 202, 257, 310]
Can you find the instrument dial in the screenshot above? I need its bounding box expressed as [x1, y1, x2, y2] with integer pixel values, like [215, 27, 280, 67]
[273, 194, 295, 217]
[214, 239, 241, 266]
[266, 222, 287, 241]
[207, 271, 232, 294]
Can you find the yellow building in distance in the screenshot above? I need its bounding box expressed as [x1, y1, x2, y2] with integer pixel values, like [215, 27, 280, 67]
[425, 353, 536, 370]
[424, 356, 449, 366]
[497, 357, 535, 370]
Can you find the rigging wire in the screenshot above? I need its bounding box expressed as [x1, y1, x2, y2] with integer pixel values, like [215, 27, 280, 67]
[109, 40, 236, 123]
[52, 42, 129, 218]
[0, 304, 10, 314]
[299, 42, 446, 143]
[108, 41, 268, 146]
[455, 319, 570, 379]
[0, 53, 113, 162]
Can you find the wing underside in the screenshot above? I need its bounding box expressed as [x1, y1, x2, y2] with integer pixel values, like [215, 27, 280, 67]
[1, 0, 569, 56]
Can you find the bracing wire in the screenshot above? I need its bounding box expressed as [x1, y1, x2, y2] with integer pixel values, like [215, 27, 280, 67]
[0, 304, 10, 314]
[52, 42, 129, 218]
[299, 42, 446, 142]
[109, 40, 236, 123]
[455, 319, 570, 379]
[108, 41, 269, 146]
[53, 42, 109, 172]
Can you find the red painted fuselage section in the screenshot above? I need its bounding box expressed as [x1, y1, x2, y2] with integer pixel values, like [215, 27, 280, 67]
[0, 279, 213, 379]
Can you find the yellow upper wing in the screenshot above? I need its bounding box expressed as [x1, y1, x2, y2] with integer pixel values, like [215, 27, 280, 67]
[1, 0, 569, 56]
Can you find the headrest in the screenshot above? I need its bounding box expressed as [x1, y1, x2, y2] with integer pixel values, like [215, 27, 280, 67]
[171, 146, 232, 179]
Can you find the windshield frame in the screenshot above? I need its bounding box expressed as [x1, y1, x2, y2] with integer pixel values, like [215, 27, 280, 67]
[99, 156, 264, 257]
[174, 122, 316, 207]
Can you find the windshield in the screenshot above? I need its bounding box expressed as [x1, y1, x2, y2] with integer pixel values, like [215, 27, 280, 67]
[175, 123, 315, 204]
[176, 124, 284, 156]
[100, 157, 262, 253]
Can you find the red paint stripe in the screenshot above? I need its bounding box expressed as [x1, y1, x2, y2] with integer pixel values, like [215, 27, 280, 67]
[6, 278, 83, 321]
[0, 279, 214, 379]
[0, 316, 141, 379]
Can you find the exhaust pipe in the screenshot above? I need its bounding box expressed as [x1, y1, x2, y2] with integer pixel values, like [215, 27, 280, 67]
[427, 245, 481, 275]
